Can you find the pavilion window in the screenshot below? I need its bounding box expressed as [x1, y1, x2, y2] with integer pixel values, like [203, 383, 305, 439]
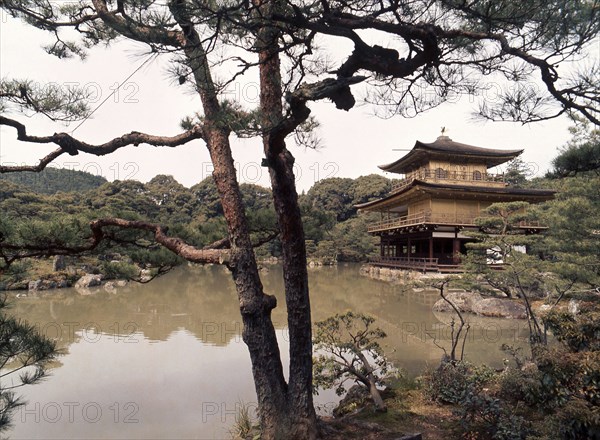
[434, 168, 447, 179]
[473, 170, 482, 180]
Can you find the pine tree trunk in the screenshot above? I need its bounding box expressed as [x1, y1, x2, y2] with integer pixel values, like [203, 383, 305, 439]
[255, 1, 319, 437]
[267, 149, 319, 439]
[204, 126, 294, 438]
[174, 2, 318, 436]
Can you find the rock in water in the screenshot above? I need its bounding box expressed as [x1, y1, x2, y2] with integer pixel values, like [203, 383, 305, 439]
[432, 291, 483, 313]
[472, 298, 527, 319]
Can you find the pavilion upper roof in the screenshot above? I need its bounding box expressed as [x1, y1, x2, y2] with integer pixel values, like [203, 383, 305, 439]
[379, 135, 524, 174]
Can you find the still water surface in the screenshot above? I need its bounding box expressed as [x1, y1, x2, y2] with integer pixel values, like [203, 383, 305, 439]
[5, 264, 529, 439]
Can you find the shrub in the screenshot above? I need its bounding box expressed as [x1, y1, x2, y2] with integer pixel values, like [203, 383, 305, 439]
[553, 398, 600, 440]
[458, 389, 530, 440]
[313, 312, 397, 412]
[543, 310, 600, 352]
[0, 260, 31, 283]
[422, 361, 494, 405]
[100, 261, 139, 280]
[498, 366, 543, 406]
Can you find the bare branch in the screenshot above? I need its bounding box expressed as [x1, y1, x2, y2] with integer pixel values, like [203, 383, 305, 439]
[0, 149, 65, 173]
[0, 116, 204, 173]
[0, 218, 230, 266]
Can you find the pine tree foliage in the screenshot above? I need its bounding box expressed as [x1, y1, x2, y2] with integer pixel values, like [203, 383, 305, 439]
[0, 296, 58, 432]
[0, 169, 107, 195]
[550, 119, 600, 177]
[313, 312, 394, 412]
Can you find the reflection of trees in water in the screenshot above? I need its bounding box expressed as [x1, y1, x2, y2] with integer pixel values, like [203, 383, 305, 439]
[8, 265, 245, 348]
[7, 264, 530, 374]
[304, 266, 531, 373]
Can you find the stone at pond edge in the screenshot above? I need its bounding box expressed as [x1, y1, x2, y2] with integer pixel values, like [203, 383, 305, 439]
[28, 279, 59, 291]
[28, 280, 42, 291]
[333, 384, 371, 417]
[75, 274, 103, 289]
[102, 280, 127, 292]
[472, 298, 527, 319]
[432, 291, 483, 313]
[53, 255, 66, 271]
[433, 291, 527, 319]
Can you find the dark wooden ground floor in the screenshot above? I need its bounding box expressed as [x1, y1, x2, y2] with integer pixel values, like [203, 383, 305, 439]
[372, 230, 474, 273]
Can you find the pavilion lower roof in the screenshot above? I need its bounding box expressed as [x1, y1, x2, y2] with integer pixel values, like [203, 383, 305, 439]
[355, 180, 556, 212]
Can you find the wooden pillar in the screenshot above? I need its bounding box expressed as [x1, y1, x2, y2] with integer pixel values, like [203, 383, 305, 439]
[452, 238, 461, 264]
[407, 237, 411, 261]
[429, 237, 434, 261]
[380, 240, 384, 257]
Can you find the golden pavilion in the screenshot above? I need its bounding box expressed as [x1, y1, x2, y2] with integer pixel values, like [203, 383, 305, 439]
[356, 134, 555, 272]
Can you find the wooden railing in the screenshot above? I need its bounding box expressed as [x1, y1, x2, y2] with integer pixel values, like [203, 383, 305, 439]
[370, 256, 439, 271]
[367, 211, 433, 231]
[367, 210, 546, 232]
[391, 169, 505, 193]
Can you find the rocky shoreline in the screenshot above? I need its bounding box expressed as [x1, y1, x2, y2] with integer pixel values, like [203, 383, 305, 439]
[432, 290, 527, 319]
[0, 255, 134, 294]
[359, 264, 529, 320]
[1, 256, 341, 294]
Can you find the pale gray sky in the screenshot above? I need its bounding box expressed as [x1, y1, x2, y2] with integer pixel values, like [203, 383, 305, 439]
[0, 14, 579, 192]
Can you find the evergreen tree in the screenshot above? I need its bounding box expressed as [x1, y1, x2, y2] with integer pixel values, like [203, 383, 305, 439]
[0, 296, 58, 432]
[1, 1, 599, 438]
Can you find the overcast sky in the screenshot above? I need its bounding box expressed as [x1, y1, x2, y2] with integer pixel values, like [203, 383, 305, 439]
[0, 13, 582, 192]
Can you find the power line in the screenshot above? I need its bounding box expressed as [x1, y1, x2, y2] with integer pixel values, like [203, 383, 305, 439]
[70, 53, 158, 134]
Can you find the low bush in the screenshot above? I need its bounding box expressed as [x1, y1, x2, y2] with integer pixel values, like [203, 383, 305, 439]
[423, 361, 494, 405]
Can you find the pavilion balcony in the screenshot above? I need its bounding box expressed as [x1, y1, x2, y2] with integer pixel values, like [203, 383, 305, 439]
[391, 169, 506, 193]
[367, 210, 546, 233]
[369, 256, 440, 272]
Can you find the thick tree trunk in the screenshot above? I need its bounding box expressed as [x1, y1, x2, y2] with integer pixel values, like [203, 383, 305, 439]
[204, 127, 293, 436]
[256, 2, 319, 438]
[173, 2, 317, 437]
[266, 147, 318, 438]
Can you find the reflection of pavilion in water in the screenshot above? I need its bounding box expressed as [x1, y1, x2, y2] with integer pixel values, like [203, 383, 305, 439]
[131, 302, 244, 345]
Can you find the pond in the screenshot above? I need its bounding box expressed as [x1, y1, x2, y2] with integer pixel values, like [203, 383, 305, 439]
[4, 264, 530, 439]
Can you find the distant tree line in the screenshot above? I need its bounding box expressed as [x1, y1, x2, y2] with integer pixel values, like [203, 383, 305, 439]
[2, 124, 599, 280]
[0, 167, 107, 194]
[0, 168, 396, 282]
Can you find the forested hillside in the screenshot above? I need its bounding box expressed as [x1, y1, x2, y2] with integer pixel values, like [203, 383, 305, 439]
[0, 168, 107, 194]
[0, 171, 393, 288]
[4, 150, 597, 290]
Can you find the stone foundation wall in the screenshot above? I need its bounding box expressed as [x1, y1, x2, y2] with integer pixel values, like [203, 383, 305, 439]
[359, 264, 450, 283]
